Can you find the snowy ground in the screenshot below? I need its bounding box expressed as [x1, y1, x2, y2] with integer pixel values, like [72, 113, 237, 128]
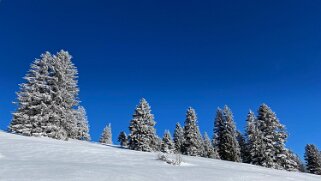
[0, 131, 319, 181]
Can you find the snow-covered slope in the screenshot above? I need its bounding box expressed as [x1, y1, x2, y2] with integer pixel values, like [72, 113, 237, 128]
[0, 132, 319, 181]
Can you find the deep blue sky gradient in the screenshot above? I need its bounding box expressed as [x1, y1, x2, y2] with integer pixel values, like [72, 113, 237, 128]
[0, 0, 321, 158]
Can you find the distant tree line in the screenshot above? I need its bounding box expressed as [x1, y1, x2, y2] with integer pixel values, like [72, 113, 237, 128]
[119, 99, 310, 172]
[7, 51, 321, 176]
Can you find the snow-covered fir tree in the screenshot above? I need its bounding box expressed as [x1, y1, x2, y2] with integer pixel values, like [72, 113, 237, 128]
[173, 122, 184, 153]
[256, 104, 288, 169]
[245, 110, 255, 163]
[73, 106, 90, 141]
[236, 130, 247, 162]
[203, 132, 217, 159]
[221, 106, 241, 162]
[214, 106, 241, 162]
[161, 130, 175, 153]
[305, 144, 321, 175]
[100, 123, 112, 145]
[245, 110, 264, 165]
[128, 98, 158, 152]
[9, 52, 54, 136]
[10, 50, 80, 140]
[118, 131, 128, 148]
[49, 50, 79, 140]
[182, 107, 203, 156]
[213, 108, 224, 160]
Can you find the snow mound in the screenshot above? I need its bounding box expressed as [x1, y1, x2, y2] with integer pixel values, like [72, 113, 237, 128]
[0, 131, 320, 181]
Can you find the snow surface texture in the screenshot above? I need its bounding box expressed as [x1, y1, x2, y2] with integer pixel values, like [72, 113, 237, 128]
[0, 131, 320, 181]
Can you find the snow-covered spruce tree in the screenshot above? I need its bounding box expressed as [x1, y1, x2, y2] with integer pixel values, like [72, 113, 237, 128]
[48, 50, 79, 140]
[10, 50, 80, 140]
[256, 104, 288, 169]
[118, 131, 128, 148]
[236, 130, 247, 162]
[213, 106, 241, 162]
[245, 110, 255, 163]
[305, 144, 321, 175]
[100, 123, 112, 145]
[203, 132, 217, 159]
[128, 98, 158, 152]
[213, 108, 224, 160]
[9, 52, 54, 136]
[245, 110, 264, 165]
[161, 130, 175, 153]
[73, 106, 90, 141]
[182, 107, 204, 156]
[219, 106, 241, 162]
[173, 122, 184, 153]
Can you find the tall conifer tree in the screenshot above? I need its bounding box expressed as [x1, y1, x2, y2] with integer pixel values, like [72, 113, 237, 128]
[305, 144, 321, 175]
[245, 110, 262, 164]
[128, 98, 158, 152]
[256, 104, 288, 169]
[220, 106, 241, 162]
[10, 50, 80, 140]
[213, 108, 224, 160]
[10, 52, 54, 136]
[182, 107, 203, 156]
[173, 122, 184, 153]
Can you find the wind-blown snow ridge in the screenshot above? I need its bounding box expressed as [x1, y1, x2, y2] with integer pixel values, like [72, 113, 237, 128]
[0, 131, 319, 181]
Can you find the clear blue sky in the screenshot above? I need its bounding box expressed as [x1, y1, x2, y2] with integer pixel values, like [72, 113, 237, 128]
[0, 0, 321, 158]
